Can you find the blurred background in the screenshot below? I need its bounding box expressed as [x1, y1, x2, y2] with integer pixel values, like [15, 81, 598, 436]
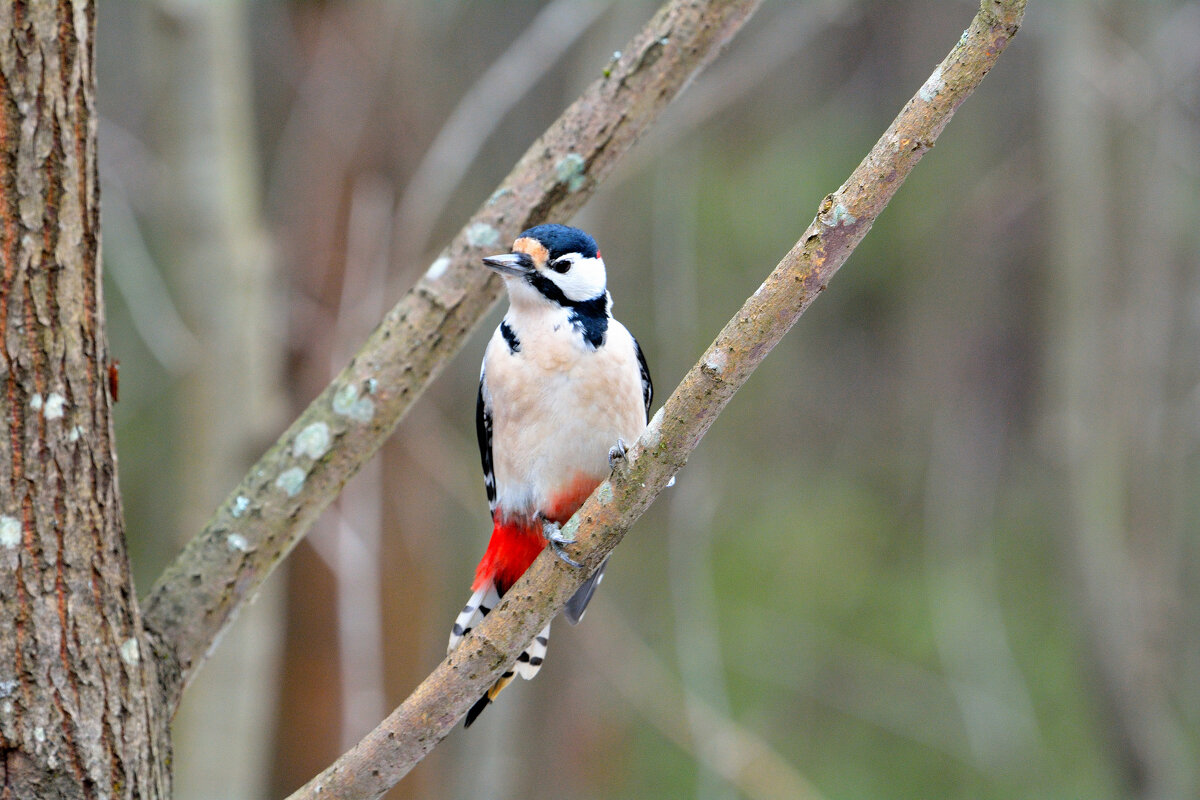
[95, 1, 1200, 798]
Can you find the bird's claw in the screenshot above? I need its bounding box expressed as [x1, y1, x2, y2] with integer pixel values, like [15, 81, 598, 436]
[608, 438, 628, 472]
[548, 538, 583, 568]
[541, 517, 582, 568]
[542, 518, 575, 544]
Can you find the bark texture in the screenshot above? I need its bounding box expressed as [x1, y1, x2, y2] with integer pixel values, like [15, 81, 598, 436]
[287, 1, 1027, 797]
[0, 2, 169, 799]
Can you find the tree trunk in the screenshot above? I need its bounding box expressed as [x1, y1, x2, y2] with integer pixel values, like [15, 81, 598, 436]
[0, 3, 169, 798]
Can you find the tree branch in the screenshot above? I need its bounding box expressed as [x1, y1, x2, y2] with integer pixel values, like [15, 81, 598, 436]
[285, 2, 1028, 797]
[141, 0, 763, 715]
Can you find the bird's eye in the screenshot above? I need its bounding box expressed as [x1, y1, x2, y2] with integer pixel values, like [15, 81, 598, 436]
[549, 258, 571, 274]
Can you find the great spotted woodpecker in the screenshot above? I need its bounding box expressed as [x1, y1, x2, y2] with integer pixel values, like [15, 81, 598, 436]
[447, 224, 652, 727]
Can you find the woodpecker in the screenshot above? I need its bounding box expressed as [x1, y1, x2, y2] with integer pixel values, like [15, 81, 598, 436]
[447, 223, 652, 727]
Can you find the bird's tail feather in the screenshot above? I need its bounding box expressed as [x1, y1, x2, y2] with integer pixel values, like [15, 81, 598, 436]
[447, 583, 500, 654]
[449, 580, 553, 727]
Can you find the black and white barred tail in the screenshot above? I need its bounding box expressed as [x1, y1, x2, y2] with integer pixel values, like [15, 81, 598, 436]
[447, 579, 551, 727]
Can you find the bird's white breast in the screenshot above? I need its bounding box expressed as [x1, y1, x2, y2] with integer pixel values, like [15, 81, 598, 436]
[485, 306, 646, 519]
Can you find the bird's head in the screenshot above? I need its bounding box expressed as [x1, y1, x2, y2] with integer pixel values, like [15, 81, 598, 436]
[483, 224, 608, 311]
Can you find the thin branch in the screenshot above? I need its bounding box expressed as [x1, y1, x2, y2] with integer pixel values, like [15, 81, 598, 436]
[286, 2, 1028, 797]
[141, 0, 764, 716]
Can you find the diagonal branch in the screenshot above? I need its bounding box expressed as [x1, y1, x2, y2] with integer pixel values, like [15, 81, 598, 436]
[286, 2, 1028, 797]
[141, 0, 763, 716]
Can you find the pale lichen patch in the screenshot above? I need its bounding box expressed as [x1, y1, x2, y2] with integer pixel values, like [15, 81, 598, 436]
[555, 153, 586, 192]
[595, 483, 614, 504]
[275, 467, 306, 497]
[0, 516, 20, 548]
[426, 256, 451, 280]
[919, 64, 944, 102]
[822, 203, 857, 227]
[294, 421, 332, 460]
[43, 392, 66, 420]
[227, 532, 250, 552]
[231, 495, 251, 518]
[119, 638, 140, 665]
[466, 222, 501, 249]
[704, 349, 727, 375]
[332, 383, 375, 423]
[558, 517, 580, 544]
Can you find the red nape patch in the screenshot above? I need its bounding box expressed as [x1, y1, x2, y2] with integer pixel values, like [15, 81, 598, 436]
[473, 518, 545, 594]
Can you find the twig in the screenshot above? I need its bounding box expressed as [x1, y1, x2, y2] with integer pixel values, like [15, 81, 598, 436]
[285, 2, 1027, 797]
[142, 0, 764, 716]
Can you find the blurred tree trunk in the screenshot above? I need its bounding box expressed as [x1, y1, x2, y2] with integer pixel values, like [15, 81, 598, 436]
[1044, 4, 1194, 798]
[140, 2, 286, 799]
[0, 2, 170, 798]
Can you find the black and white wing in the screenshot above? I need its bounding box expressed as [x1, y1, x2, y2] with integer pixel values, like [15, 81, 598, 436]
[634, 336, 652, 421]
[476, 370, 496, 511]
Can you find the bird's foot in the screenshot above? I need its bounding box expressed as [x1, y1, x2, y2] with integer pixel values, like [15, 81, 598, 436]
[608, 438, 628, 472]
[540, 516, 582, 568]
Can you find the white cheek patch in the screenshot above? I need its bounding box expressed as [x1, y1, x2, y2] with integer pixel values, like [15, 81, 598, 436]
[552, 256, 606, 302]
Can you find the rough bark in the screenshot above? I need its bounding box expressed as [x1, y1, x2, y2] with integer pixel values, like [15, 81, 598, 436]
[141, 0, 764, 715]
[0, 2, 169, 798]
[287, 2, 1028, 797]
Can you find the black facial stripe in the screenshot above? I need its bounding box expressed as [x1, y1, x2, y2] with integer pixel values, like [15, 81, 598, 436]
[526, 272, 608, 314]
[500, 320, 520, 354]
[524, 261, 609, 348]
[525, 270, 573, 306]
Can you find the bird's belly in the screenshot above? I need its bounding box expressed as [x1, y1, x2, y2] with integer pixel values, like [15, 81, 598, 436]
[490, 367, 643, 520]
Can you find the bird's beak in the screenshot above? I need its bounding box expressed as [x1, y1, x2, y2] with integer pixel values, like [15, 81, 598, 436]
[482, 252, 534, 277]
